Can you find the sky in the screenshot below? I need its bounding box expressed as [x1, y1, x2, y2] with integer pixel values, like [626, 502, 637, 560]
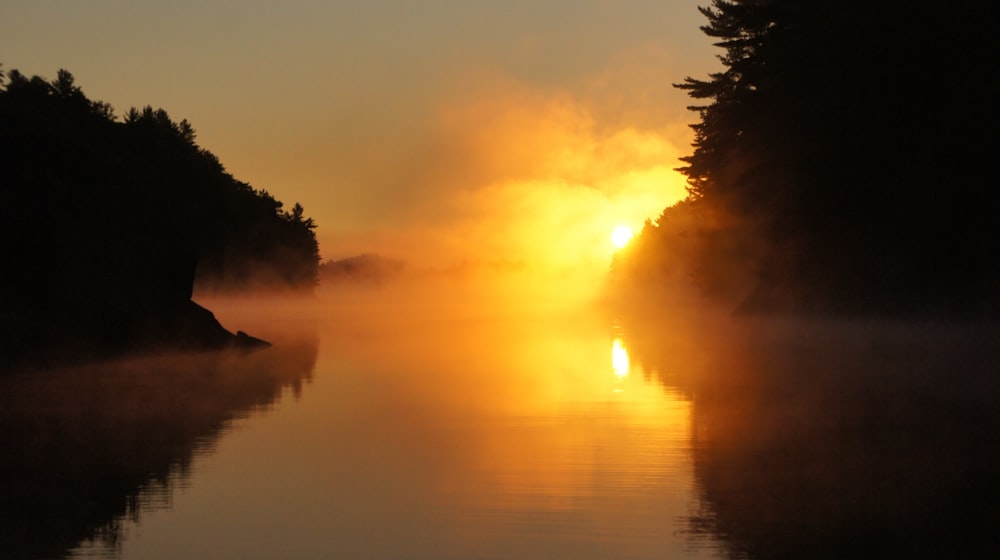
[2, 0, 718, 282]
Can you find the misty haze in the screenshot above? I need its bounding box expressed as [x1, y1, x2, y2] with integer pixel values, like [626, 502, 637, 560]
[3, 1, 999, 559]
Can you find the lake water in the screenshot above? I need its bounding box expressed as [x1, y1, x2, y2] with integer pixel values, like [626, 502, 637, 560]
[3, 291, 999, 559]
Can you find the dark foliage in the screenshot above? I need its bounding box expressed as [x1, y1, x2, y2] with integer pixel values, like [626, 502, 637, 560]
[0, 68, 315, 370]
[0, 68, 320, 294]
[616, 2, 1000, 316]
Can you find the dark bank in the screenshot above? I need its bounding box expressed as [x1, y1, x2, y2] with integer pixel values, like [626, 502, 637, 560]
[0, 68, 320, 372]
[612, 2, 1000, 317]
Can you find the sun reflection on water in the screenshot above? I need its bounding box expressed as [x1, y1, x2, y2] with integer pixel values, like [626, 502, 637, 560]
[74, 301, 714, 560]
[612, 338, 630, 379]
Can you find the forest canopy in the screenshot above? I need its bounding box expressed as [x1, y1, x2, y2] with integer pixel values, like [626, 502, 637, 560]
[614, 1, 999, 316]
[1, 67, 320, 370]
[0, 67, 320, 293]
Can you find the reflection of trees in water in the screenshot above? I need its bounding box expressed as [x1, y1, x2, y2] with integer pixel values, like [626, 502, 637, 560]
[0, 337, 317, 560]
[620, 313, 1000, 559]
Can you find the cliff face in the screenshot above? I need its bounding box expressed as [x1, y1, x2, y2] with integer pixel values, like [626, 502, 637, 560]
[0, 70, 272, 373]
[0, 218, 264, 372]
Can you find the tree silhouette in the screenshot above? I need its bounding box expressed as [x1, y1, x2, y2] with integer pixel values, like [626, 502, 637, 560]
[0, 70, 321, 291]
[617, 2, 1000, 316]
[1, 67, 319, 370]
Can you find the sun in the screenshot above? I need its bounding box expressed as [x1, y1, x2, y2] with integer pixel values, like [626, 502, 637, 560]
[611, 224, 633, 249]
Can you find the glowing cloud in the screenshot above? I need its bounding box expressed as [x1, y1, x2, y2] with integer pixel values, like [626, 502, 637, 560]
[331, 74, 689, 290]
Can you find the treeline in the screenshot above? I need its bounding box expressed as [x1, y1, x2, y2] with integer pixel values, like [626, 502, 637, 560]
[0, 68, 319, 292]
[615, 1, 999, 315]
[318, 254, 406, 286]
[0, 67, 318, 370]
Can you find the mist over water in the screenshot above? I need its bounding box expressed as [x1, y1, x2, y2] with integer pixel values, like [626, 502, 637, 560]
[7, 1, 997, 556]
[0, 333, 317, 560]
[4, 270, 999, 559]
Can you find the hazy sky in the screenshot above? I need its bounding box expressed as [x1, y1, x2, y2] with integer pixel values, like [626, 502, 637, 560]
[2, 0, 717, 273]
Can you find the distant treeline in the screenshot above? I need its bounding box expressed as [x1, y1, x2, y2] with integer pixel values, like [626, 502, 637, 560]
[0, 67, 319, 292]
[318, 254, 405, 286]
[615, 2, 999, 316]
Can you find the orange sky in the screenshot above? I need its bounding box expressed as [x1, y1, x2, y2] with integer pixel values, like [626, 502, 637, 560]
[2, 1, 717, 273]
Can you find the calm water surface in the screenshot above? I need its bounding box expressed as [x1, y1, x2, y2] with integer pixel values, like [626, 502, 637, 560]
[6, 297, 720, 559]
[4, 294, 1000, 559]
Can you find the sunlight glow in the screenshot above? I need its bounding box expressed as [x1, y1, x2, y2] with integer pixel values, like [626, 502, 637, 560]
[321, 96, 692, 315]
[611, 225, 634, 249]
